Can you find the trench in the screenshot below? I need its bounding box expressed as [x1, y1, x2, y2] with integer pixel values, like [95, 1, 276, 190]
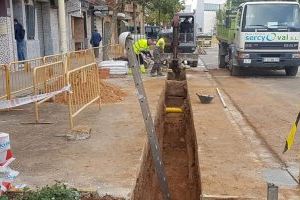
[131, 71, 201, 200]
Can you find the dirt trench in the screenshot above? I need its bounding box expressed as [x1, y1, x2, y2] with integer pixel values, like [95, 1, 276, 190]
[131, 72, 201, 200]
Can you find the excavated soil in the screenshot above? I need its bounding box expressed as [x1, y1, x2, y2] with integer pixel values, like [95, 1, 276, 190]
[132, 72, 201, 200]
[54, 81, 127, 104]
[99, 81, 127, 104]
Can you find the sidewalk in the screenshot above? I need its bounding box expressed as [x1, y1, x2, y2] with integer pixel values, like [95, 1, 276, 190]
[0, 77, 164, 198]
[187, 69, 299, 199]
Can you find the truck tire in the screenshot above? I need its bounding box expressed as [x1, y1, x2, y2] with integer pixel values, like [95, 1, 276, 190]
[285, 66, 298, 76]
[218, 55, 226, 68]
[230, 66, 241, 76]
[218, 43, 227, 68]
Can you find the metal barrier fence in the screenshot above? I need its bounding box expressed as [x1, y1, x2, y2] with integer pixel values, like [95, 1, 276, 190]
[85, 49, 95, 64]
[1, 49, 104, 127]
[96, 44, 125, 62]
[43, 54, 64, 64]
[67, 63, 100, 129]
[33, 61, 66, 122]
[107, 44, 124, 59]
[67, 49, 95, 70]
[0, 65, 8, 100]
[7, 57, 44, 99]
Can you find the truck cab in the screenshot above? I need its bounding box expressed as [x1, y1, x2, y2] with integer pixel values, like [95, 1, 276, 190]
[217, 1, 300, 76]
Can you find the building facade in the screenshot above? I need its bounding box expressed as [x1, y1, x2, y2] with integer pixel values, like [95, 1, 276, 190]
[0, 0, 143, 64]
[0, 0, 16, 63]
[203, 3, 222, 35]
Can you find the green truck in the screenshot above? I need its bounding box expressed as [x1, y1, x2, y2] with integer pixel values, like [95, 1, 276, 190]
[217, 0, 300, 76]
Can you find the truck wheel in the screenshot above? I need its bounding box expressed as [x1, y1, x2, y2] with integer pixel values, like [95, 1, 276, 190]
[285, 66, 298, 76]
[218, 43, 227, 68]
[218, 55, 226, 68]
[231, 66, 241, 76]
[191, 61, 198, 68]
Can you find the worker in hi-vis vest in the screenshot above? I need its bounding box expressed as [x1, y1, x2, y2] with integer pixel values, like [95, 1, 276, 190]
[150, 37, 165, 76]
[133, 38, 154, 73]
[156, 37, 165, 51]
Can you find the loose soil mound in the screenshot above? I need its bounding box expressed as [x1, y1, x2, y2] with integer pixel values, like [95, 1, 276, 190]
[99, 81, 127, 104]
[53, 81, 126, 105]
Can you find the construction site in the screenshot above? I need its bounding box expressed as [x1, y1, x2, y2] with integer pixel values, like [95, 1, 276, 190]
[1, 0, 300, 200]
[1, 46, 300, 199]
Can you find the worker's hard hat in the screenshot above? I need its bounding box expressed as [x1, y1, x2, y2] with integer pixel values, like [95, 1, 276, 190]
[119, 32, 131, 48]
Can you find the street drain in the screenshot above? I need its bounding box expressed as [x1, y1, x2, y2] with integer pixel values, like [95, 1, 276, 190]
[131, 72, 201, 200]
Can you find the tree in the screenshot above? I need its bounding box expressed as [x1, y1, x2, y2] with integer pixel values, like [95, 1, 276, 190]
[105, 0, 124, 45]
[144, 0, 184, 25]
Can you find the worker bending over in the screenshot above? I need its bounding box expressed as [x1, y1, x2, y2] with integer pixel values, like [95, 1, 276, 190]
[150, 37, 165, 77]
[133, 38, 154, 72]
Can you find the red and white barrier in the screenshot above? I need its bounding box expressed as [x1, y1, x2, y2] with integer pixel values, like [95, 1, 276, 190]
[0, 133, 19, 194]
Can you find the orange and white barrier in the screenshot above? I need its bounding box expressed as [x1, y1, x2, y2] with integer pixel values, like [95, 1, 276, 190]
[0, 85, 70, 110]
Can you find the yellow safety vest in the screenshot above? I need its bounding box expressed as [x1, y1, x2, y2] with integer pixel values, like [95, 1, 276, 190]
[133, 39, 149, 54]
[156, 38, 165, 50]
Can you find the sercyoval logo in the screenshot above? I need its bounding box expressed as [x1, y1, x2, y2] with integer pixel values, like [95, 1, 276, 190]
[245, 33, 298, 42]
[266, 33, 276, 41]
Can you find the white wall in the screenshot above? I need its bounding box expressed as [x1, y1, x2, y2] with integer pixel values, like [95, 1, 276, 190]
[183, 5, 192, 13]
[195, 0, 204, 35]
[203, 11, 216, 35]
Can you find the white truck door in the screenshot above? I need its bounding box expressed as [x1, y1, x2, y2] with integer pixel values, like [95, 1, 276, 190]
[234, 7, 243, 49]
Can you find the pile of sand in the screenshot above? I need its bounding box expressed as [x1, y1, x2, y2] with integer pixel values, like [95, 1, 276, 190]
[99, 81, 127, 104]
[54, 81, 126, 105]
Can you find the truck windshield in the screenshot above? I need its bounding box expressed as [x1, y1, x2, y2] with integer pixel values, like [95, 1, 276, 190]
[242, 4, 300, 32]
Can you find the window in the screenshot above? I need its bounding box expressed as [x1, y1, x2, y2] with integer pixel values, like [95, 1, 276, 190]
[236, 7, 242, 28]
[50, 0, 58, 9]
[242, 4, 300, 32]
[25, 4, 35, 40]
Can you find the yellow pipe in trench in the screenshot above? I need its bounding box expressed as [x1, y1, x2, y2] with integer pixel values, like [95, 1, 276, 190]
[165, 107, 183, 113]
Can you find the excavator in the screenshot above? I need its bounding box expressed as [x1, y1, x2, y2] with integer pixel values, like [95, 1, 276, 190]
[159, 12, 199, 72]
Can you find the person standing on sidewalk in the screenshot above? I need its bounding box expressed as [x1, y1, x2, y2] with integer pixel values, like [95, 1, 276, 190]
[150, 37, 165, 76]
[14, 19, 26, 61]
[90, 29, 102, 58]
